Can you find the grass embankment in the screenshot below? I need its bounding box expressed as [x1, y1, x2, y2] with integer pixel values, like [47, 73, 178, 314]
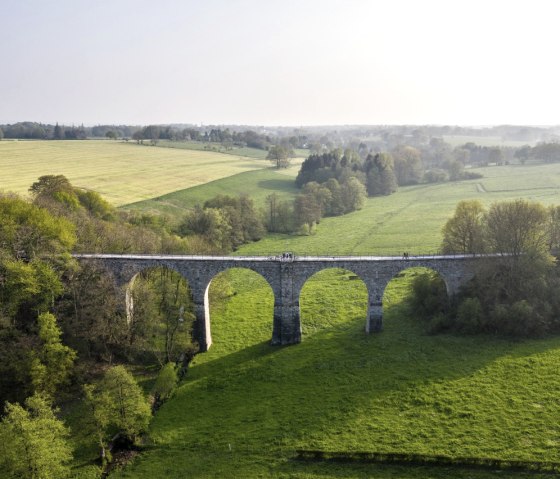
[0, 140, 266, 205]
[110, 268, 560, 478]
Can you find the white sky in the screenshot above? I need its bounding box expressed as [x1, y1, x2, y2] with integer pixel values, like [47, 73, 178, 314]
[1, 0, 560, 126]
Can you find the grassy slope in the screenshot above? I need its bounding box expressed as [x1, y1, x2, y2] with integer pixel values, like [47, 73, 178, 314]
[123, 166, 302, 219]
[0, 140, 266, 205]
[113, 268, 560, 479]
[113, 162, 560, 478]
[152, 140, 270, 159]
[237, 163, 560, 256]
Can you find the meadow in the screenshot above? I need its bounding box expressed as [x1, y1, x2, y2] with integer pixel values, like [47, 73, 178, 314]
[110, 160, 560, 478]
[152, 139, 309, 161]
[126, 160, 560, 254]
[124, 165, 302, 219]
[108, 267, 560, 478]
[7, 140, 560, 477]
[0, 140, 266, 205]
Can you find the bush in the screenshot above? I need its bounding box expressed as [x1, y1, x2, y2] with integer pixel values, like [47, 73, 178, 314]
[151, 362, 179, 410]
[456, 297, 484, 334]
[410, 272, 448, 321]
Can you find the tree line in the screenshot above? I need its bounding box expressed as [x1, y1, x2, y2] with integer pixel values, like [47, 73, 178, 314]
[412, 199, 560, 338]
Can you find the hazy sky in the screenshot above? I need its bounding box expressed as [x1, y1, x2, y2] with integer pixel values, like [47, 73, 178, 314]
[2, 0, 560, 126]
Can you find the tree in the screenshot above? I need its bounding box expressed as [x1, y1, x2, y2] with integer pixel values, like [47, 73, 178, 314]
[29, 174, 80, 210]
[340, 177, 366, 213]
[151, 362, 179, 409]
[53, 123, 64, 140]
[441, 200, 486, 254]
[129, 268, 194, 364]
[132, 130, 144, 144]
[514, 145, 531, 164]
[392, 146, 423, 185]
[95, 365, 151, 442]
[105, 130, 117, 140]
[0, 194, 76, 260]
[29, 312, 76, 398]
[485, 199, 548, 256]
[267, 145, 293, 169]
[83, 383, 112, 466]
[546, 205, 560, 252]
[0, 394, 73, 479]
[0, 127, 4, 140]
[179, 205, 233, 252]
[365, 153, 397, 196]
[293, 194, 321, 230]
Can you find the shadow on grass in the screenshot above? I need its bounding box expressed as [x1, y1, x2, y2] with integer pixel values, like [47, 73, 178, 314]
[136, 268, 560, 478]
[257, 178, 298, 193]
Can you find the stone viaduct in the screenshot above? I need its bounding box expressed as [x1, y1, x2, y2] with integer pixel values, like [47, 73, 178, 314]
[74, 253, 485, 352]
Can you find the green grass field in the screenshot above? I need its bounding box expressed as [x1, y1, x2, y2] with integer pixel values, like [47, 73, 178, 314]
[8, 141, 560, 477]
[236, 163, 560, 256]
[152, 140, 270, 159]
[0, 140, 267, 205]
[124, 165, 302, 219]
[104, 268, 560, 479]
[112, 161, 560, 477]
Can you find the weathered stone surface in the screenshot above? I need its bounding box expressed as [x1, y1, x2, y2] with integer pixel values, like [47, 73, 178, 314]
[74, 254, 484, 352]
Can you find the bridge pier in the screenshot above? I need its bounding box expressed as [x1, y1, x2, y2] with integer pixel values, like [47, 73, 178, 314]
[191, 285, 212, 353]
[365, 281, 388, 333]
[271, 262, 301, 346]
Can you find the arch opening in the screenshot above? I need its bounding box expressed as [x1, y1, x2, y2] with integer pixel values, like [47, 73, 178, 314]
[126, 266, 195, 365]
[382, 266, 449, 333]
[205, 268, 274, 351]
[299, 268, 368, 338]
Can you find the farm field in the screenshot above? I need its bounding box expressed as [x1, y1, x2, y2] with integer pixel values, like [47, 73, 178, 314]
[0, 140, 266, 205]
[107, 267, 560, 479]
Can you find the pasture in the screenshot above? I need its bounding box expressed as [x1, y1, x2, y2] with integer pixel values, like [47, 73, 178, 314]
[125, 163, 303, 219]
[108, 268, 560, 478]
[237, 162, 560, 256]
[0, 140, 266, 205]
[153, 140, 270, 159]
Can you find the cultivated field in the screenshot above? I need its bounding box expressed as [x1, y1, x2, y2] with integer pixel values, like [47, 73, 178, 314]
[0, 140, 266, 205]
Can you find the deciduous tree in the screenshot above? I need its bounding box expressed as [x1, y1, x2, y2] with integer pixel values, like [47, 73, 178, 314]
[0, 394, 73, 479]
[441, 200, 486, 254]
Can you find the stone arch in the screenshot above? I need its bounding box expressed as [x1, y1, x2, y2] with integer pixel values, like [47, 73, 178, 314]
[124, 264, 195, 363]
[124, 264, 193, 324]
[381, 265, 449, 328]
[298, 267, 369, 337]
[203, 267, 275, 348]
